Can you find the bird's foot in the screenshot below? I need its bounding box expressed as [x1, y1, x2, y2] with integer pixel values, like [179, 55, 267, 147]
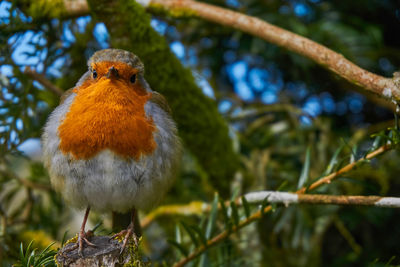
[111, 228, 138, 254]
[64, 230, 96, 257]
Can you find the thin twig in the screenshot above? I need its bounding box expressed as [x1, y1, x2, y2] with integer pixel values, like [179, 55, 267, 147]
[296, 144, 390, 194]
[0, 169, 52, 191]
[228, 104, 305, 122]
[333, 216, 362, 254]
[141, 201, 207, 229]
[18, 177, 52, 191]
[24, 67, 64, 97]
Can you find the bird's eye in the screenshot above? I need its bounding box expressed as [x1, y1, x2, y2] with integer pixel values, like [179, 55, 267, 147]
[130, 74, 136, 84]
[92, 70, 98, 79]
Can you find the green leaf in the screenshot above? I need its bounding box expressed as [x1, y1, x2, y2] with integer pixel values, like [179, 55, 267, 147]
[297, 146, 311, 189]
[372, 135, 383, 150]
[190, 224, 207, 246]
[276, 180, 288, 191]
[260, 194, 271, 215]
[350, 144, 358, 164]
[36, 242, 55, 263]
[323, 145, 344, 175]
[91, 222, 102, 234]
[175, 224, 182, 244]
[199, 253, 210, 267]
[168, 239, 188, 257]
[231, 187, 240, 201]
[205, 193, 219, 239]
[219, 198, 232, 232]
[386, 255, 396, 266]
[241, 196, 251, 218]
[181, 221, 199, 246]
[27, 249, 35, 267]
[19, 243, 25, 266]
[61, 231, 69, 246]
[230, 201, 240, 226]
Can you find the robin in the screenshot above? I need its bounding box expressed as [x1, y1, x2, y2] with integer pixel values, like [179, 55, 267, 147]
[42, 48, 181, 255]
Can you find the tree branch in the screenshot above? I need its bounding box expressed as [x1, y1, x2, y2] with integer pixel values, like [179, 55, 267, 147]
[241, 191, 400, 208]
[141, 144, 392, 229]
[0, 169, 52, 192]
[62, 0, 89, 17]
[142, 189, 400, 231]
[144, 0, 400, 100]
[24, 67, 64, 97]
[23, 0, 400, 101]
[172, 144, 392, 267]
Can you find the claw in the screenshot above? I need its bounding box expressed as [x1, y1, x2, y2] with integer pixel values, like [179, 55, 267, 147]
[63, 206, 96, 257]
[62, 230, 96, 257]
[110, 208, 140, 254]
[83, 237, 96, 247]
[111, 229, 127, 240]
[77, 231, 97, 256]
[111, 228, 138, 254]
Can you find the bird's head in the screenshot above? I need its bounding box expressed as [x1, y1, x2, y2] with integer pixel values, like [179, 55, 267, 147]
[78, 48, 149, 96]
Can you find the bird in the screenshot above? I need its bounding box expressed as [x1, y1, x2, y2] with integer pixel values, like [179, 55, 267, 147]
[42, 48, 181, 255]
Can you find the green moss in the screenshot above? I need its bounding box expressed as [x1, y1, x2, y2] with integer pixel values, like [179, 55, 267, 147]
[64, 234, 78, 246]
[87, 0, 239, 194]
[18, 0, 65, 19]
[121, 237, 150, 267]
[147, 3, 197, 18]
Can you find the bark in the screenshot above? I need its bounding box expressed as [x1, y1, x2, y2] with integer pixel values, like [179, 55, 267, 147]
[55, 236, 147, 266]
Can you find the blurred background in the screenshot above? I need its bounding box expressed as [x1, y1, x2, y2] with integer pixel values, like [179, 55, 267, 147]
[1, 0, 400, 266]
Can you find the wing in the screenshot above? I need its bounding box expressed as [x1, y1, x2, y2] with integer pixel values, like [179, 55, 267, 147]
[149, 91, 172, 115]
[59, 88, 75, 104]
[59, 71, 91, 104]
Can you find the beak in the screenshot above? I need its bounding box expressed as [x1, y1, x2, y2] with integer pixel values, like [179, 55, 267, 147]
[106, 66, 119, 79]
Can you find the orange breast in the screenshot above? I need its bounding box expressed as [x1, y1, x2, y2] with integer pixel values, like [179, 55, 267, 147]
[58, 78, 157, 160]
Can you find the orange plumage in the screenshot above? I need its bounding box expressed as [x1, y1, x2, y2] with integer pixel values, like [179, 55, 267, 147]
[58, 61, 157, 160]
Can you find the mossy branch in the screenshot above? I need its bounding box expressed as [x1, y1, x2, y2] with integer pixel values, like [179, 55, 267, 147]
[24, 0, 400, 102]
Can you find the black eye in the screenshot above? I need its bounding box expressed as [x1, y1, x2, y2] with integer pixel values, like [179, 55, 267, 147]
[92, 70, 97, 79]
[130, 74, 136, 83]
